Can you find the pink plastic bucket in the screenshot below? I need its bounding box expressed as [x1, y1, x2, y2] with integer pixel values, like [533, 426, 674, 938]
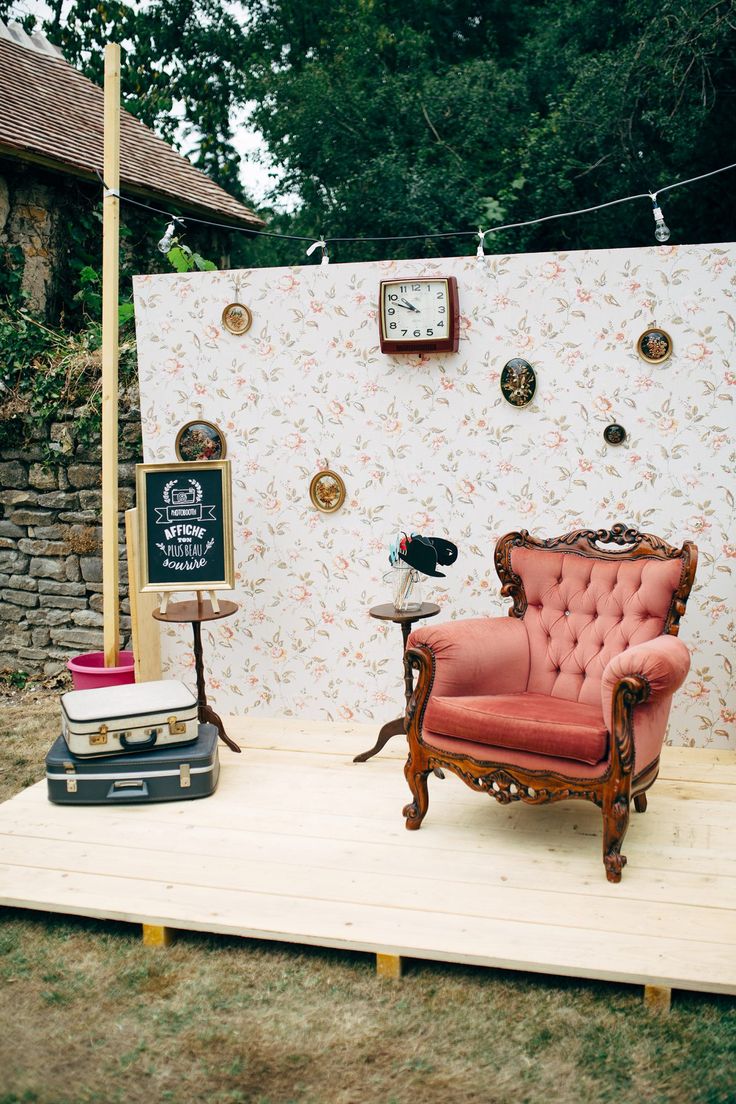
[67, 651, 136, 691]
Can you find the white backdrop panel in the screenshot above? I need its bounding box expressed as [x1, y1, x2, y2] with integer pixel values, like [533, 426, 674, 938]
[133, 244, 735, 748]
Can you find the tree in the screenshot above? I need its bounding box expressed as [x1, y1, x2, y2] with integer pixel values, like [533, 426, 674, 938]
[4, 0, 734, 261]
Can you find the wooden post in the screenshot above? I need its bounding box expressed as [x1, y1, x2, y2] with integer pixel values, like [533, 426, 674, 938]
[124, 509, 162, 682]
[142, 924, 174, 948]
[643, 985, 671, 1013]
[102, 42, 121, 667]
[376, 953, 403, 979]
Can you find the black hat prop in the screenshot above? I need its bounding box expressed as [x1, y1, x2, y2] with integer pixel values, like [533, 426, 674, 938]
[389, 532, 459, 579]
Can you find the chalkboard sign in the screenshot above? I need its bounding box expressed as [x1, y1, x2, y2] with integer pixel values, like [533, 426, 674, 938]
[136, 460, 234, 593]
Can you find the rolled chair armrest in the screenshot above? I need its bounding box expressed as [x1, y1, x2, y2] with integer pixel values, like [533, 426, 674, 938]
[407, 616, 530, 698]
[601, 635, 691, 772]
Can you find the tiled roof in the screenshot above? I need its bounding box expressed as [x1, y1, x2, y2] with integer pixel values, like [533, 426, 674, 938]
[0, 27, 263, 228]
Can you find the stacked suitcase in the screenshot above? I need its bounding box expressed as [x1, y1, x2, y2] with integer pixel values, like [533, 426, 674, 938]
[46, 680, 220, 805]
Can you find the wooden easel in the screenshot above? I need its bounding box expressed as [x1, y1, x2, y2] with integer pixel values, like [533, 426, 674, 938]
[156, 590, 220, 615]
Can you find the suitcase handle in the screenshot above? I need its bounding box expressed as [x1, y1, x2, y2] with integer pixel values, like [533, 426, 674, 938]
[107, 780, 149, 799]
[119, 729, 158, 751]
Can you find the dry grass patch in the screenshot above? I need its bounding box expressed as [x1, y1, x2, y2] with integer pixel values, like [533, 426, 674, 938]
[0, 687, 734, 1104]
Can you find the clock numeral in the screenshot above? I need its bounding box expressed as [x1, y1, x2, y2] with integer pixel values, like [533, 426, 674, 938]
[426, 329, 433, 336]
[388, 293, 398, 301]
[411, 283, 421, 291]
[436, 291, 444, 299]
[387, 308, 395, 315]
[389, 323, 397, 330]
[437, 320, 445, 328]
[413, 330, 421, 337]
[400, 285, 407, 293]
[401, 329, 408, 336]
[438, 306, 446, 313]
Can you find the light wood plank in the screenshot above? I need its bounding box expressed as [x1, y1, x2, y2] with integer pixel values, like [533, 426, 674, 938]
[1, 863, 733, 994]
[1, 836, 733, 947]
[1, 721, 734, 998]
[125, 509, 162, 682]
[101, 42, 121, 666]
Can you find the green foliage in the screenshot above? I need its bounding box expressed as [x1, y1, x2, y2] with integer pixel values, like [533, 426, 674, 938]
[1, 0, 733, 267]
[166, 243, 217, 273]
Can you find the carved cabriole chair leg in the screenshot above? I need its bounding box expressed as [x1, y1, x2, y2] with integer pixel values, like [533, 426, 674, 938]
[403, 757, 430, 830]
[602, 791, 631, 883]
[634, 792, 648, 813]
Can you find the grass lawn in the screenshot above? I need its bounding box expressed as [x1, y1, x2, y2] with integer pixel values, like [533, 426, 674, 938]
[0, 682, 734, 1104]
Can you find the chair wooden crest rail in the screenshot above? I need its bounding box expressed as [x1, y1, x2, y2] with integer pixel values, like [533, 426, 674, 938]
[403, 525, 698, 882]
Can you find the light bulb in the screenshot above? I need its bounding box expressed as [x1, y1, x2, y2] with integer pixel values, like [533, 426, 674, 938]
[475, 228, 486, 262]
[157, 221, 178, 253]
[651, 198, 670, 243]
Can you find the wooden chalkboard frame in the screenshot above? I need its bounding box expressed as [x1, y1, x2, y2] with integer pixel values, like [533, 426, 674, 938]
[136, 460, 234, 594]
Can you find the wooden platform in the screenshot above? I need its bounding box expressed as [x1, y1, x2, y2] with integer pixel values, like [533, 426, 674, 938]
[1, 719, 735, 997]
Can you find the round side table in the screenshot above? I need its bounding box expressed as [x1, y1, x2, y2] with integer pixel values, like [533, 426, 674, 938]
[153, 597, 241, 753]
[353, 602, 441, 763]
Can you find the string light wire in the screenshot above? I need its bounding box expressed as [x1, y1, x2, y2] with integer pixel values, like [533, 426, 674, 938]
[96, 161, 736, 253]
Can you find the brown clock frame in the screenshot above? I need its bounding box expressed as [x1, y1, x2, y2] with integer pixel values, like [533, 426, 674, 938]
[378, 276, 460, 354]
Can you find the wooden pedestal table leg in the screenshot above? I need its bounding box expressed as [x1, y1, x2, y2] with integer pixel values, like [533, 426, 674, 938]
[191, 620, 241, 754]
[142, 924, 174, 947]
[376, 954, 403, 979]
[353, 717, 404, 763]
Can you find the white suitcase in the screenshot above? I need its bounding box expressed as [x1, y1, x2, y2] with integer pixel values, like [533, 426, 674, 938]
[61, 679, 199, 758]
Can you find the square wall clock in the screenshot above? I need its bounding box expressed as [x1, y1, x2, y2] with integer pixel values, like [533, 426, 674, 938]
[379, 276, 460, 353]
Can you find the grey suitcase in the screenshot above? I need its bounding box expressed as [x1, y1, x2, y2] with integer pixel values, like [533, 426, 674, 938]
[60, 679, 199, 757]
[46, 723, 220, 805]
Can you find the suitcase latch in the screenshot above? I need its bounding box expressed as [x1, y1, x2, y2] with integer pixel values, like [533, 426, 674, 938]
[91, 723, 109, 745]
[168, 715, 186, 735]
[179, 764, 191, 788]
[66, 777, 78, 793]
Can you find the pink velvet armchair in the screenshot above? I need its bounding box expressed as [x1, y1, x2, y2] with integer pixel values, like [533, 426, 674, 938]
[403, 525, 698, 882]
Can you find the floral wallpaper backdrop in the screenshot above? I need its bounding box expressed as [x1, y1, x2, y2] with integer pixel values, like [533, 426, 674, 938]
[133, 244, 735, 748]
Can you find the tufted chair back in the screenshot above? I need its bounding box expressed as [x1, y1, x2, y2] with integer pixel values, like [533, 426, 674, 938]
[510, 545, 686, 707]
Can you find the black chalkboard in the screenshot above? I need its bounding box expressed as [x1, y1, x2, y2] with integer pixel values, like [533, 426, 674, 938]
[136, 461, 234, 592]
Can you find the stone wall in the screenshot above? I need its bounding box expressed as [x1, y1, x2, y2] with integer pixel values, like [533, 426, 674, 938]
[0, 403, 141, 676]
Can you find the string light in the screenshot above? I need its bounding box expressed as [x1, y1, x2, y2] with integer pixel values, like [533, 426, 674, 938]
[650, 194, 671, 243]
[96, 161, 736, 261]
[157, 218, 184, 253]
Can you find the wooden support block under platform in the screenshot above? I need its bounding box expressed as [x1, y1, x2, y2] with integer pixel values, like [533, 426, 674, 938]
[644, 984, 672, 1013]
[142, 924, 174, 948]
[376, 953, 403, 979]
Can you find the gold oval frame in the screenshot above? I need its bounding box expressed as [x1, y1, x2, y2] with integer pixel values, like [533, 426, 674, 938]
[175, 419, 227, 462]
[309, 469, 346, 514]
[636, 327, 672, 365]
[222, 302, 253, 336]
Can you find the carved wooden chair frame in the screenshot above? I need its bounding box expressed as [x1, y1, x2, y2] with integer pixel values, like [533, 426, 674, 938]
[403, 525, 698, 882]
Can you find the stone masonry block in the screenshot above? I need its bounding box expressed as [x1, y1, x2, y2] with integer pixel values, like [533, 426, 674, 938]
[38, 579, 86, 596]
[67, 464, 99, 489]
[28, 463, 58, 490]
[9, 574, 37, 591]
[0, 588, 38, 608]
[18, 538, 68, 556]
[30, 555, 65, 581]
[0, 461, 28, 488]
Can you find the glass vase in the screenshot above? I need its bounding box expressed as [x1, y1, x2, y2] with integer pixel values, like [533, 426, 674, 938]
[387, 565, 422, 612]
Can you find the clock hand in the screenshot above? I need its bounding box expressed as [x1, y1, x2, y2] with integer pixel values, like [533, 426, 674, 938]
[398, 298, 420, 312]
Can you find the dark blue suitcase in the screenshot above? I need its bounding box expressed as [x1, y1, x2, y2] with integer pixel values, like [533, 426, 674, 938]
[46, 723, 220, 805]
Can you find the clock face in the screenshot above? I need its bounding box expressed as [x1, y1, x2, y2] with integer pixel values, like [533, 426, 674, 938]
[379, 277, 459, 353]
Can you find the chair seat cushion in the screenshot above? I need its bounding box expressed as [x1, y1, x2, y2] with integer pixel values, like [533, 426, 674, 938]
[424, 692, 609, 765]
